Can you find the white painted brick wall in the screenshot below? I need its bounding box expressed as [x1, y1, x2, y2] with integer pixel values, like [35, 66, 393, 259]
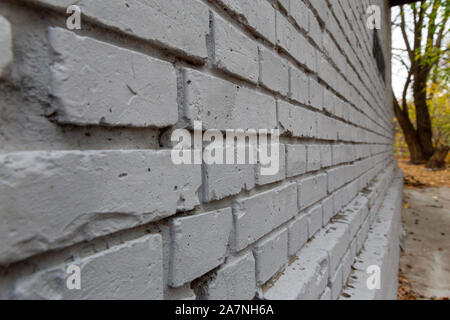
[0, 0, 398, 300]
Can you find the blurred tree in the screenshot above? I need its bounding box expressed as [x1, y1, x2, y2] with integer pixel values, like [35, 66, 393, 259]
[392, 0, 449, 167]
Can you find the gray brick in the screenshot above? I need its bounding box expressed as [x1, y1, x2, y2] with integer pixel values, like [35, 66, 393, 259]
[259, 48, 289, 95]
[263, 244, 329, 300]
[285, 144, 307, 178]
[253, 228, 288, 285]
[287, 214, 308, 256]
[213, 14, 259, 82]
[233, 182, 297, 250]
[0, 150, 201, 265]
[169, 208, 233, 287]
[201, 252, 256, 300]
[256, 144, 286, 186]
[36, 0, 209, 60]
[307, 145, 321, 172]
[278, 100, 317, 138]
[289, 65, 308, 104]
[215, 0, 276, 43]
[49, 28, 178, 127]
[13, 234, 164, 299]
[306, 204, 323, 237]
[298, 173, 327, 209]
[184, 69, 276, 130]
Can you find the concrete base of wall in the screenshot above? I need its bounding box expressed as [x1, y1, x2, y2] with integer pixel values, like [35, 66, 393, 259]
[262, 166, 403, 300]
[341, 169, 403, 300]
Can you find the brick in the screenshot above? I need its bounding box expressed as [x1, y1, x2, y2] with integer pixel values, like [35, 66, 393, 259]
[215, 0, 275, 43]
[37, 0, 209, 60]
[289, 0, 308, 31]
[256, 144, 286, 186]
[276, 12, 307, 66]
[329, 263, 343, 300]
[321, 195, 334, 226]
[317, 114, 338, 140]
[308, 9, 322, 47]
[203, 145, 255, 202]
[305, 40, 317, 72]
[233, 182, 297, 250]
[287, 214, 308, 256]
[0, 150, 201, 265]
[298, 173, 327, 209]
[49, 28, 178, 127]
[253, 228, 288, 285]
[213, 14, 259, 82]
[259, 47, 289, 95]
[169, 208, 232, 287]
[285, 144, 307, 178]
[13, 234, 163, 299]
[309, 77, 323, 110]
[263, 244, 329, 300]
[0, 15, 12, 75]
[320, 145, 332, 168]
[327, 166, 346, 192]
[307, 145, 321, 172]
[278, 100, 317, 138]
[201, 252, 256, 300]
[308, 222, 351, 277]
[306, 204, 323, 237]
[203, 162, 254, 202]
[183, 69, 276, 130]
[289, 65, 308, 104]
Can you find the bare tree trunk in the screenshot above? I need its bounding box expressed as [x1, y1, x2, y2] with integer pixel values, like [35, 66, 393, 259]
[393, 93, 426, 164]
[413, 70, 435, 160]
[426, 146, 449, 169]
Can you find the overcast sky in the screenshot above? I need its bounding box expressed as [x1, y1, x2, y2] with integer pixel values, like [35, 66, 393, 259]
[391, 6, 411, 100]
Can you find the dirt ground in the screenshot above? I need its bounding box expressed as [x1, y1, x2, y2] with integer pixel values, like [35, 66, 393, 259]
[397, 158, 450, 300]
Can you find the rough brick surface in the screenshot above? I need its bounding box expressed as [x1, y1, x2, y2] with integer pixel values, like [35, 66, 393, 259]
[169, 208, 232, 287]
[0, 150, 201, 265]
[13, 234, 164, 299]
[253, 228, 288, 285]
[233, 183, 297, 251]
[259, 48, 289, 94]
[285, 144, 307, 178]
[184, 69, 276, 130]
[49, 28, 178, 127]
[298, 173, 327, 209]
[35, 0, 209, 60]
[213, 14, 259, 82]
[200, 252, 256, 300]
